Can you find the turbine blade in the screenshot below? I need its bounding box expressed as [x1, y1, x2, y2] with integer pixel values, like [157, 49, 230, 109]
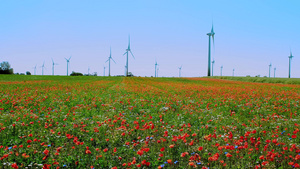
[128, 35, 130, 49]
[52, 58, 54, 63]
[130, 51, 135, 59]
[123, 51, 128, 56]
[69, 56, 72, 60]
[111, 58, 116, 64]
[105, 59, 109, 63]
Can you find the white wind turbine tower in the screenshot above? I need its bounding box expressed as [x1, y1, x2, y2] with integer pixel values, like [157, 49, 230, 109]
[123, 35, 135, 76]
[288, 51, 294, 78]
[178, 65, 182, 77]
[212, 59, 215, 76]
[206, 24, 215, 76]
[220, 65, 223, 76]
[268, 63, 272, 78]
[52, 58, 58, 75]
[40, 61, 46, 75]
[106, 47, 116, 76]
[103, 66, 106, 76]
[65, 56, 72, 76]
[232, 68, 235, 77]
[155, 61, 158, 77]
[274, 67, 276, 78]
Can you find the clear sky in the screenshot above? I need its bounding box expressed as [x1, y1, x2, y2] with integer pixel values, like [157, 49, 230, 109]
[0, 0, 299, 77]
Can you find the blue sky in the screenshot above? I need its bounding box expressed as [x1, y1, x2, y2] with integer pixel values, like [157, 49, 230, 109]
[0, 0, 299, 77]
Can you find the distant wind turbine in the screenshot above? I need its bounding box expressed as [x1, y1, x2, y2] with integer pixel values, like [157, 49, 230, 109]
[40, 62, 45, 75]
[155, 61, 158, 77]
[33, 65, 37, 75]
[268, 63, 272, 78]
[212, 59, 215, 76]
[52, 58, 58, 76]
[106, 47, 116, 76]
[220, 65, 223, 76]
[207, 24, 215, 76]
[157, 67, 159, 77]
[123, 35, 135, 76]
[232, 68, 235, 77]
[103, 66, 106, 76]
[65, 56, 72, 76]
[178, 65, 182, 77]
[88, 67, 90, 75]
[124, 66, 127, 76]
[274, 67, 276, 78]
[288, 51, 294, 78]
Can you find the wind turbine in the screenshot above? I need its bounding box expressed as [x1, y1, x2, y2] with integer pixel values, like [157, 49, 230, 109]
[212, 59, 215, 76]
[88, 67, 90, 75]
[268, 63, 272, 78]
[40, 62, 45, 75]
[207, 24, 215, 76]
[65, 56, 72, 76]
[220, 65, 223, 76]
[123, 35, 135, 76]
[33, 65, 37, 75]
[178, 65, 182, 77]
[288, 51, 294, 78]
[124, 66, 127, 76]
[52, 58, 58, 76]
[274, 67, 276, 78]
[103, 66, 106, 76]
[106, 47, 116, 76]
[232, 68, 235, 77]
[157, 67, 159, 77]
[155, 61, 158, 77]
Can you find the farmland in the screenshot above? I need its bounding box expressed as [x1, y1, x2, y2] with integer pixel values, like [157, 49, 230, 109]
[0, 75, 299, 169]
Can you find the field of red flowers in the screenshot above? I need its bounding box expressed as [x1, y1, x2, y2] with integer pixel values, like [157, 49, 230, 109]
[0, 76, 299, 169]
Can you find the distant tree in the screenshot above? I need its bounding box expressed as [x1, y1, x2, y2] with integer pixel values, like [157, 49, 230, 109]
[0, 61, 10, 70]
[26, 71, 31, 75]
[93, 72, 97, 76]
[70, 71, 83, 76]
[0, 61, 14, 74]
[127, 72, 134, 77]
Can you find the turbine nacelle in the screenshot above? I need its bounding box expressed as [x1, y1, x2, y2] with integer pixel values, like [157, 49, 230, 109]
[289, 51, 294, 59]
[65, 56, 72, 62]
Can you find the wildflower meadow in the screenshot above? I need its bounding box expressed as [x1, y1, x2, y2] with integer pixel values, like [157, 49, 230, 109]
[0, 76, 299, 169]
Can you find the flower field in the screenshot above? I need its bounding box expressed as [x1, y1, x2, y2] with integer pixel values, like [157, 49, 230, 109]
[0, 76, 299, 169]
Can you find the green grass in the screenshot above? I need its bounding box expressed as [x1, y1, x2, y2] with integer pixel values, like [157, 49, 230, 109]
[0, 75, 122, 82]
[209, 76, 300, 84]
